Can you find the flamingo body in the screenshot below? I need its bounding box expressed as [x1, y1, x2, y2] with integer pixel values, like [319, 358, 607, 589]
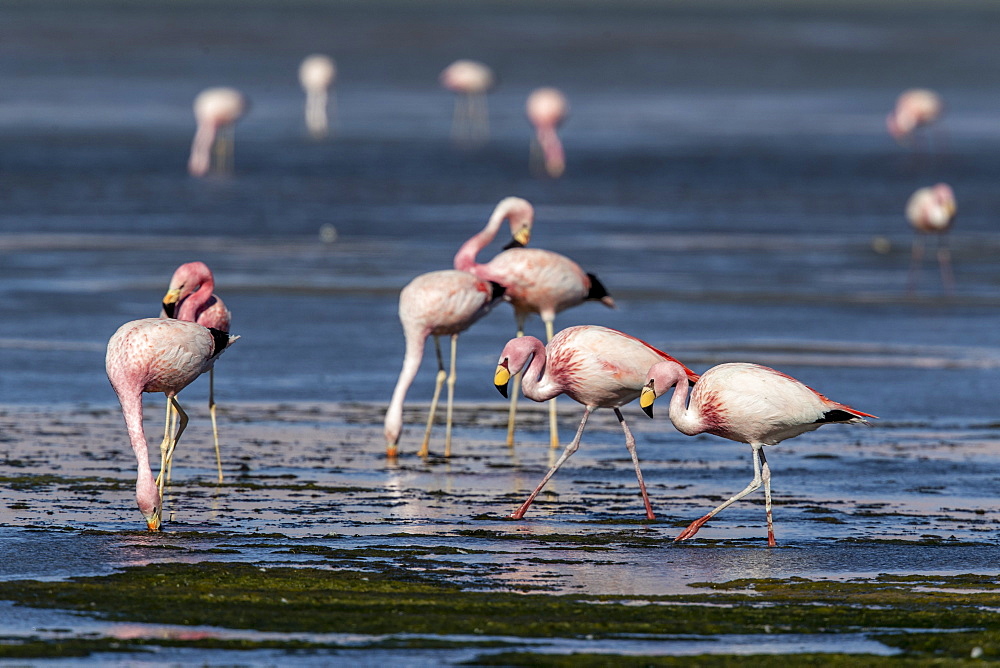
[188, 87, 248, 177]
[106, 318, 238, 530]
[494, 325, 698, 519]
[441, 60, 494, 146]
[905, 183, 957, 291]
[641, 360, 875, 545]
[385, 269, 505, 457]
[887, 88, 942, 144]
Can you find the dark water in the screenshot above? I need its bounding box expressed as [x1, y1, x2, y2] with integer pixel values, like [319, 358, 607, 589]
[1, 0, 999, 662]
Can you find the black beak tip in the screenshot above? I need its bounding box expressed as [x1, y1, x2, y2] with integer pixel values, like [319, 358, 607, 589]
[495, 384, 508, 398]
[641, 405, 654, 419]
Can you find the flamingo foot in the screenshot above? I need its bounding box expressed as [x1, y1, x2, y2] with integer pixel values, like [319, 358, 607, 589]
[675, 514, 711, 542]
[767, 529, 777, 547]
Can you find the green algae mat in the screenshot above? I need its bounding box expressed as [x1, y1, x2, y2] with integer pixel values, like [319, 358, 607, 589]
[1, 561, 999, 663]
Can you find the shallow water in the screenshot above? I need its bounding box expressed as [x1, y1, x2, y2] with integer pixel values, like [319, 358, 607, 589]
[1, 0, 999, 662]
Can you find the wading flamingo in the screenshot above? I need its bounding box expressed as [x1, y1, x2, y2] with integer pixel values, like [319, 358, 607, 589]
[905, 183, 957, 293]
[106, 318, 238, 530]
[493, 325, 698, 520]
[887, 88, 942, 147]
[299, 54, 337, 139]
[526, 87, 568, 178]
[458, 204, 615, 449]
[640, 360, 875, 546]
[385, 270, 506, 458]
[440, 60, 495, 146]
[188, 87, 248, 177]
[161, 261, 232, 482]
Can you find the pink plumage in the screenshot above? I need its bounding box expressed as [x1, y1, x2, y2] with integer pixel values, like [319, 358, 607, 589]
[642, 360, 875, 546]
[106, 318, 238, 530]
[494, 325, 697, 520]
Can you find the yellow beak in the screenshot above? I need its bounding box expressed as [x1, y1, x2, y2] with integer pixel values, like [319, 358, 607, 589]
[639, 384, 656, 418]
[494, 362, 512, 398]
[162, 288, 181, 305]
[513, 227, 531, 246]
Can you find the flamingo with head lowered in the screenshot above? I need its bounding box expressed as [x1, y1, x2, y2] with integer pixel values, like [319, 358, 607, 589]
[161, 261, 232, 482]
[106, 318, 238, 530]
[493, 325, 698, 520]
[457, 199, 615, 449]
[641, 360, 875, 546]
[385, 198, 532, 458]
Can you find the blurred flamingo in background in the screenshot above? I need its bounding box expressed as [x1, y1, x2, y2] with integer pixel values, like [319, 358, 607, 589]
[641, 360, 875, 546]
[526, 87, 568, 177]
[440, 59, 494, 146]
[188, 87, 248, 177]
[106, 318, 238, 530]
[457, 201, 615, 449]
[887, 88, 942, 147]
[905, 183, 957, 293]
[493, 325, 698, 520]
[161, 261, 232, 482]
[299, 54, 337, 139]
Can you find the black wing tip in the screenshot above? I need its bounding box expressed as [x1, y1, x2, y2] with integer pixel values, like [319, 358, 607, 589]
[586, 273, 612, 302]
[207, 327, 232, 356]
[816, 409, 864, 424]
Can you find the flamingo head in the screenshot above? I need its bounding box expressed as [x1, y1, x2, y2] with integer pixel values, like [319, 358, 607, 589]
[640, 360, 696, 419]
[932, 183, 957, 219]
[494, 336, 542, 397]
[162, 262, 212, 317]
[136, 477, 162, 531]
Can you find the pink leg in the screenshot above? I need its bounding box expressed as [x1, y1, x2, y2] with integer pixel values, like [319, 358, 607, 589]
[510, 406, 591, 519]
[614, 408, 655, 520]
[676, 444, 764, 542]
[760, 448, 776, 547]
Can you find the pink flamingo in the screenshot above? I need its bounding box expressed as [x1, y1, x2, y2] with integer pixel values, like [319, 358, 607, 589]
[440, 60, 495, 146]
[385, 198, 533, 458]
[887, 88, 942, 146]
[161, 261, 232, 482]
[385, 271, 506, 458]
[299, 54, 337, 139]
[188, 87, 248, 177]
[457, 204, 615, 449]
[493, 325, 699, 520]
[526, 87, 568, 178]
[106, 318, 238, 530]
[641, 360, 876, 546]
[905, 183, 957, 293]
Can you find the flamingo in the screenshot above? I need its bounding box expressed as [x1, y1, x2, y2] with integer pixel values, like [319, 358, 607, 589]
[887, 88, 942, 146]
[640, 360, 876, 546]
[299, 54, 337, 139]
[161, 261, 232, 482]
[526, 87, 568, 178]
[457, 204, 615, 449]
[385, 270, 506, 458]
[905, 183, 957, 293]
[106, 318, 238, 530]
[440, 60, 495, 146]
[493, 325, 699, 520]
[188, 87, 248, 177]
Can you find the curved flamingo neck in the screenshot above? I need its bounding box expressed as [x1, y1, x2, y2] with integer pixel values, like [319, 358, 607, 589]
[453, 206, 513, 273]
[385, 327, 427, 447]
[177, 273, 215, 322]
[666, 373, 702, 436]
[518, 338, 560, 403]
[115, 387, 160, 513]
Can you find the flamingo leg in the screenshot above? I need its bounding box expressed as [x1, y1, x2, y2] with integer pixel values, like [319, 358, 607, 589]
[760, 448, 776, 547]
[158, 396, 189, 502]
[614, 408, 654, 520]
[937, 234, 955, 293]
[907, 233, 925, 294]
[157, 399, 174, 491]
[510, 406, 592, 520]
[419, 336, 446, 458]
[676, 444, 764, 543]
[209, 367, 223, 483]
[444, 333, 458, 458]
[544, 318, 559, 449]
[505, 314, 527, 447]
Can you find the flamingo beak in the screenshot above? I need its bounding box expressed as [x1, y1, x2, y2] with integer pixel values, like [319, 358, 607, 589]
[639, 382, 656, 419]
[494, 360, 511, 398]
[162, 288, 181, 318]
[146, 512, 162, 532]
[513, 227, 531, 246]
